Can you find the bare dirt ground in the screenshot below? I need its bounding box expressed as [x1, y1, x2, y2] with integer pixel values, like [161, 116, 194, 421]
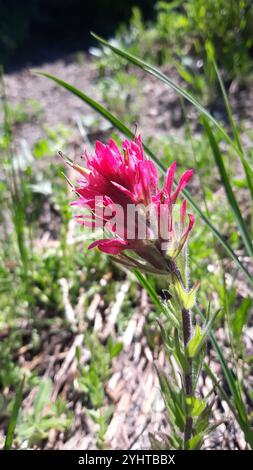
[2, 52, 253, 450]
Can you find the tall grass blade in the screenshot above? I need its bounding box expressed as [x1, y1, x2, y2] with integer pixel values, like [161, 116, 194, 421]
[202, 117, 253, 257]
[90, 33, 241, 157]
[136, 271, 253, 448]
[212, 59, 253, 201]
[133, 270, 165, 313]
[4, 376, 25, 450]
[196, 307, 253, 448]
[92, 34, 253, 198]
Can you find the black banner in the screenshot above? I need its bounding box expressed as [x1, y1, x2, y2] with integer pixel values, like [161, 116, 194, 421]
[0, 450, 251, 467]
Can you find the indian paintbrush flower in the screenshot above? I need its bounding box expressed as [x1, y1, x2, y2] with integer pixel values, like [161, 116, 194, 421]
[67, 135, 195, 285]
[62, 134, 211, 449]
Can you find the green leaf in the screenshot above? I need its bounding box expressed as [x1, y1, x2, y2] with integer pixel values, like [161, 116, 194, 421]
[34, 378, 52, 420]
[4, 376, 25, 450]
[188, 432, 204, 450]
[189, 307, 221, 361]
[107, 338, 123, 358]
[161, 301, 181, 329]
[186, 396, 206, 418]
[157, 319, 173, 351]
[187, 323, 206, 358]
[36, 70, 253, 286]
[192, 347, 204, 392]
[195, 402, 214, 434]
[188, 421, 223, 450]
[156, 366, 185, 433]
[174, 329, 190, 373]
[202, 116, 253, 258]
[173, 278, 199, 310]
[232, 298, 252, 341]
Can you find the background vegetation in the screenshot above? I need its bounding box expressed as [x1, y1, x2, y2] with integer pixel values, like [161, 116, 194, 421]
[0, 0, 252, 449]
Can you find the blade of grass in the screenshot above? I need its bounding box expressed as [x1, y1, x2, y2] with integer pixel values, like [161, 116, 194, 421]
[133, 270, 166, 313]
[33, 72, 165, 171]
[93, 33, 253, 199]
[4, 376, 25, 450]
[136, 269, 253, 448]
[35, 71, 253, 286]
[180, 96, 211, 217]
[196, 306, 253, 448]
[91, 33, 242, 157]
[213, 59, 253, 201]
[203, 364, 242, 429]
[0, 69, 29, 270]
[136, 269, 249, 434]
[204, 362, 253, 449]
[202, 117, 253, 257]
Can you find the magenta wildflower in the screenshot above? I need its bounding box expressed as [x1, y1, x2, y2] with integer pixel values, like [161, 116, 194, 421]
[68, 135, 194, 277]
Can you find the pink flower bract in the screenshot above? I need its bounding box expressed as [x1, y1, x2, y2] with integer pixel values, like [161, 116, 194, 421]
[69, 135, 195, 273]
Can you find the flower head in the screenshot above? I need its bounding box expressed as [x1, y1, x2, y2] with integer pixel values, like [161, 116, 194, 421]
[67, 135, 194, 278]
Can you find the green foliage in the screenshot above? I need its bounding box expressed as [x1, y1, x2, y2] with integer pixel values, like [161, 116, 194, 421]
[1, 3, 253, 449]
[0, 73, 127, 449]
[77, 334, 122, 408]
[105, 1, 253, 86]
[33, 125, 72, 159]
[232, 299, 252, 345]
[88, 407, 114, 450]
[76, 334, 122, 448]
[97, 71, 142, 124]
[8, 99, 43, 126]
[17, 378, 73, 446]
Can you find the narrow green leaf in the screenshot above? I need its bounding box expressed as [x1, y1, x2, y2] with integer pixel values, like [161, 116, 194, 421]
[34, 72, 164, 172]
[187, 309, 220, 359]
[195, 401, 214, 434]
[207, 330, 247, 424]
[107, 338, 123, 358]
[192, 348, 204, 392]
[91, 33, 241, 156]
[133, 270, 165, 313]
[202, 117, 253, 258]
[188, 421, 224, 450]
[186, 396, 206, 418]
[187, 323, 206, 359]
[188, 432, 204, 450]
[4, 376, 25, 450]
[174, 329, 190, 373]
[197, 306, 253, 449]
[203, 362, 253, 449]
[161, 302, 181, 329]
[213, 59, 253, 201]
[203, 362, 240, 423]
[36, 70, 253, 285]
[34, 378, 52, 420]
[156, 366, 185, 432]
[232, 298, 252, 341]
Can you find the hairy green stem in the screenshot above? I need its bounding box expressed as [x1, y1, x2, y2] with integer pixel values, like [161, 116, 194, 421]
[182, 307, 193, 449]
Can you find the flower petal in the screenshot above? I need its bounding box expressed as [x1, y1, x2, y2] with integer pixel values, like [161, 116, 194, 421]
[171, 169, 193, 203]
[164, 161, 177, 197]
[180, 199, 187, 227]
[88, 238, 128, 254]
